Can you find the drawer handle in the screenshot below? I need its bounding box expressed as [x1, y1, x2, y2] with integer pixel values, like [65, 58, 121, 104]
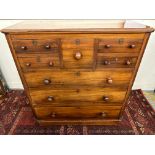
[21, 46, 27, 50]
[129, 44, 136, 48]
[25, 63, 31, 67]
[105, 44, 111, 48]
[45, 44, 51, 49]
[74, 51, 82, 60]
[103, 96, 109, 101]
[49, 61, 54, 67]
[51, 112, 56, 118]
[101, 112, 107, 117]
[126, 60, 131, 65]
[104, 60, 110, 65]
[43, 79, 51, 85]
[107, 78, 113, 84]
[47, 96, 54, 101]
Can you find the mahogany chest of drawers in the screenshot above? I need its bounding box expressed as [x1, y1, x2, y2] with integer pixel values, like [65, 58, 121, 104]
[2, 20, 154, 125]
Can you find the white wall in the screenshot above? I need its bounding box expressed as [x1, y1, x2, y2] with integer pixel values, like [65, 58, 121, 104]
[132, 20, 155, 90]
[0, 20, 23, 89]
[0, 20, 155, 90]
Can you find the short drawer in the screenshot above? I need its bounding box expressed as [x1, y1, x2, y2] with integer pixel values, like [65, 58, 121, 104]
[33, 105, 121, 119]
[24, 70, 133, 88]
[96, 34, 144, 53]
[62, 49, 94, 69]
[12, 39, 60, 53]
[18, 53, 60, 71]
[29, 87, 127, 104]
[97, 53, 138, 68]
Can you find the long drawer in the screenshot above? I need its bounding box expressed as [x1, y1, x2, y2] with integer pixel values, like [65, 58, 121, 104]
[33, 105, 121, 119]
[24, 69, 133, 88]
[29, 87, 127, 105]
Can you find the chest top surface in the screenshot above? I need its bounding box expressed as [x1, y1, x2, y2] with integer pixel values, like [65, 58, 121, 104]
[1, 20, 154, 33]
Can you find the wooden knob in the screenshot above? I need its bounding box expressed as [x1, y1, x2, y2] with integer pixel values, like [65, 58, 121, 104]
[103, 96, 109, 101]
[126, 60, 131, 65]
[129, 44, 136, 48]
[47, 96, 54, 101]
[45, 44, 51, 49]
[21, 46, 27, 50]
[107, 78, 113, 84]
[105, 44, 111, 48]
[101, 112, 107, 117]
[51, 112, 56, 118]
[74, 51, 82, 60]
[25, 63, 31, 67]
[43, 79, 51, 85]
[49, 61, 54, 67]
[104, 60, 110, 65]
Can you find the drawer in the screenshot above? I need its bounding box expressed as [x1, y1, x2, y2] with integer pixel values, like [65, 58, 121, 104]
[24, 70, 133, 88]
[33, 105, 121, 119]
[97, 53, 138, 68]
[12, 39, 60, 53]
[96, 36, 144, 53]
[62, 49, 94, 69]
[29, 87, 126, 104]
[17, 53, 60, 71]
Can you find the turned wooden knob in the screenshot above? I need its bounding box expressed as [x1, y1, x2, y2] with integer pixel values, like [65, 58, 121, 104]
[129, 44, 136, 48]
[47, 96, 54, 101]
[107, 78, 113, 84]
[21, 46, 27, 50]
[105, 44, 111, 48]
[74, 51, 82, 60]
[51, 112, 56, 118]
[101, 112, 107, 117]
[43, 79, 51, 85]
[25, 63, 31, 67]
[126, 60, 131, 65]
[103, 96, 109, 101]
[104, 60, 110, 65]
[49, 61, 54, 67]
[45, 44, 51, 49]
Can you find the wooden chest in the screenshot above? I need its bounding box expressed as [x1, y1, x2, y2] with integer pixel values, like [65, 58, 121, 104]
[2, 20, 154, 125]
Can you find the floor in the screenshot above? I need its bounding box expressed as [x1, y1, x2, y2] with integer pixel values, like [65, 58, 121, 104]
[143, 90, 155, 109]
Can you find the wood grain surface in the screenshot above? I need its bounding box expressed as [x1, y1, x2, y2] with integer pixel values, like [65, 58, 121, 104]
[2, 20, 153, 125]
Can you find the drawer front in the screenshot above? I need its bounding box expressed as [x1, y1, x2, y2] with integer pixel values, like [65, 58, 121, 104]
[24, 70, 133, 88]
[13, 39, 60, 53]
[34, 106, 121, 119]
[96, 36, 144, 53]
[62, 49, 94, 69]
[97, 53, 138, 68]
[18, 54, 60, 71]
[30, 87, 126, 104]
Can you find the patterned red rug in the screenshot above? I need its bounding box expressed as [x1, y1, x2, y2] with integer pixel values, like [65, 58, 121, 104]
[0, 89, 155, 135]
